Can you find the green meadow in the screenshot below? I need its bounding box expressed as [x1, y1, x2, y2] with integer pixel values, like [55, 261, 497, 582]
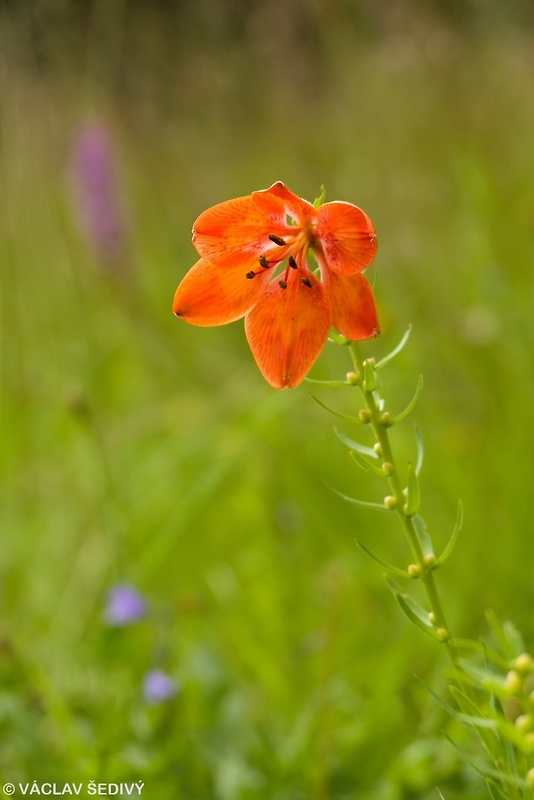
[2, 2, 534, 797]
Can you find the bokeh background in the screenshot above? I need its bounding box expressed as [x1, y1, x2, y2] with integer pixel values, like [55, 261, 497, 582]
[2, 0, 534, 797]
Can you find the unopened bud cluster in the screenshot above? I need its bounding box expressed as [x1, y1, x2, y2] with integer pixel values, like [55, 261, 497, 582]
[505, 652, 534, 754]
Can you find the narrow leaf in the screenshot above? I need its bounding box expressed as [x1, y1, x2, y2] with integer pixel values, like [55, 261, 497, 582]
[435, 501, 463, 566]
[485, 778, 509, 800]
[385, 578, 443, 640]
[420, 681, 461, 719]
[355, 539, 410, 577]
[310, 395, 363, 423]
[327, 330, 350, 345]
[445, 735, 526, 789]
[458, 660, 510, 696]
[395, 594, 445, 640]
[414, 424, 424, 475]
[362, 359, 377, 392]
[486, 610, 525, 661]
[333, 427, 377, 458]
[449, 685, 501, 757]
[502, 620, 525, 660]
[313, 184, 326, 209]
[305, 378, 355, 387]
[349, 450, 388, 476]
[404, 463, 420, 517]
[391, 374, 424, 425]
[375, 325, 412, 371]
[454, 638, 509, 670]
[412, 515, 434, 559]
[329, 486, 388, 511]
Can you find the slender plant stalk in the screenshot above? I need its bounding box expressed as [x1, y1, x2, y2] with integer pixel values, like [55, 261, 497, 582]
[349, 341, 460, 669]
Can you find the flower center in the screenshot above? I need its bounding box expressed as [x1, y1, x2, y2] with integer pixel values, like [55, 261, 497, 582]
[245, 229, 312, 290]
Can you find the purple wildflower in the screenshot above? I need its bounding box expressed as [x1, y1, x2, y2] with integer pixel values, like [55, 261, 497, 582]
[70, 120, 128, 266]
[104, 584, 147, 626]
[143, 669, 178, 704]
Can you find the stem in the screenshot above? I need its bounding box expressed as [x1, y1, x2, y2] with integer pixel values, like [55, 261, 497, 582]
[349, 342, 460, 668]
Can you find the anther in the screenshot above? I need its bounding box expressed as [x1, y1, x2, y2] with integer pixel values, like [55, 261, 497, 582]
[278, 279, 287, 289]
[300, 277, 313, 288]
[288, 255, 298, 269]
[268, 234, 286, 246]
[246, 271, 256, 280]
[259, 255, 270, 268]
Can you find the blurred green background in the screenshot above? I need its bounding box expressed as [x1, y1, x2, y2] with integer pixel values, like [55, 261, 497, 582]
[1, 0, 534, 797]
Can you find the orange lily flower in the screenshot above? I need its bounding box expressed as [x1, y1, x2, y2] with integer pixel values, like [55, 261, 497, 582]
[173, 182, 379, 389]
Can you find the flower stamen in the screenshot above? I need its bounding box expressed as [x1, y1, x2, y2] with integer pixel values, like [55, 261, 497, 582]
[246, 271, 256, 279]
[259, 255, 270, 268]
[300, 277, 313, 288]
[288, 255, 298, 269]
[278, 279, 287, 289]
[268, 234, 286, 246]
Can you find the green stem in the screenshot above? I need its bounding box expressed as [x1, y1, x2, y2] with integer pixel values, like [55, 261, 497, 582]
[349, 342, 460, 668]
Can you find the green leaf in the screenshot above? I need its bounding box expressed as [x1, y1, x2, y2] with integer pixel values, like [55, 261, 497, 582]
[449, 685, 501, 757]
[327, 330, 350, 345]
[414, 425, 424, 476]
[395, 594, 445, 640]
[384, 578, 444, 640]
[349, 449, 388, 476]
[362, 359, 377, 392]
[485, 778, 509, 800]
[412, 515, 434, 559]
[445, 735, 526, 790]
[453, 638, 509, 670]
[333, 427, 377, 458]
[404, 463, 420, 517]
[450, 685, 490, 720]
[375, 325, 412, 371]
[329, 486, 389, 511]
[355, 539, 410, 577]
[391, 374, 424, 425]
[305, 378, 356, 387]
[486, 611, 525, 661]
[458, 660, 510, 696]
[309, 395, 362, 423]
[420, 680, 462, 719]
[313, 184, 326, 208]
[435, 501, 463, 567]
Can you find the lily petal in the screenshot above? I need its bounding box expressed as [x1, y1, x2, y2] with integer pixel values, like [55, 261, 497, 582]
[317, 201, 377, 276]
[257, 181, 316, 224]
[192, 192, 287, 270]
[245, 270, 331, 389]
[323, 269, 380, 341]
[173, 258, 271, 326]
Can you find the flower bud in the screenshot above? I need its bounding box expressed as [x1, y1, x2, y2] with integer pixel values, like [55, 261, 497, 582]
[407, 563, 421, 578]
[382, 462, 394, 476]
[527, 768, 534, 787]
[359, 409, 371, 423]
[384, 495, 397, 510]
[428, 612, 437, 625]
[515, 714, 533, 734]
[381, 412, 393, 427]
[524, 732, 534, 752]
[373, 443, 382, 456]
[424, 553, 437, 569]
[514, 653, 534, 674]
[505, 670, 523, 695]
[346, 371, 360, 385]
[437, 627, 450, 642]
